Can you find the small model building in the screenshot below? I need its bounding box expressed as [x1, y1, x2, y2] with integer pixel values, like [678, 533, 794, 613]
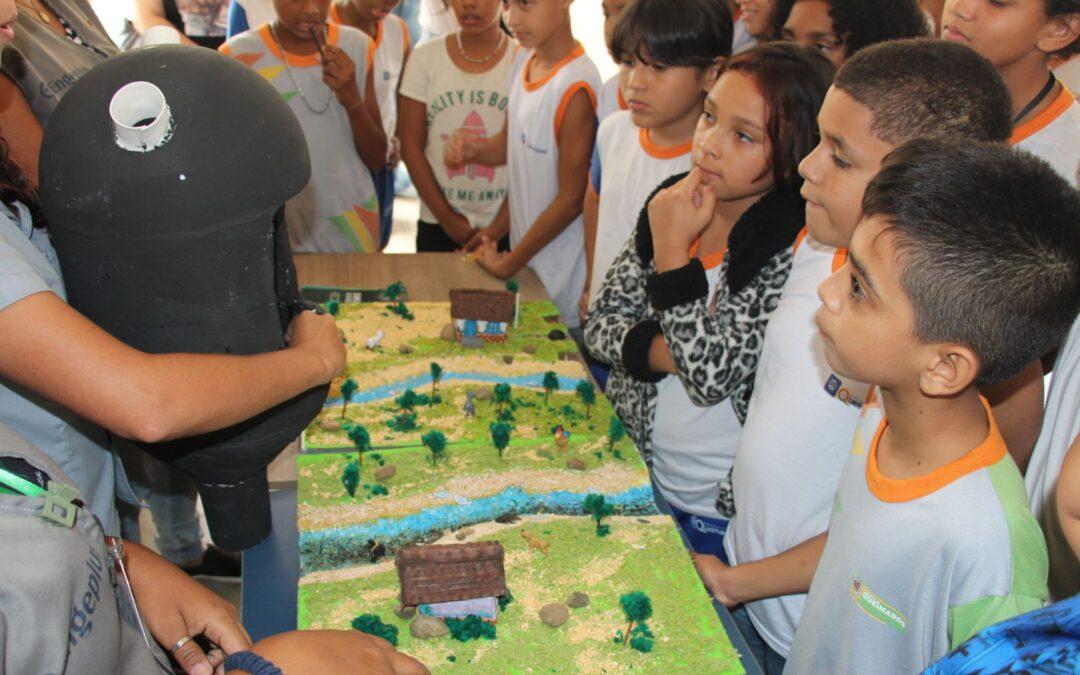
[449, 289, 515, 343]
[396, 542, 507, 606]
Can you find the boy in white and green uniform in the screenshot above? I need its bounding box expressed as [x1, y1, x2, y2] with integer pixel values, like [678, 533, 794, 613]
[786, 140, 1075, 673]
[787, 393, 1047, 673]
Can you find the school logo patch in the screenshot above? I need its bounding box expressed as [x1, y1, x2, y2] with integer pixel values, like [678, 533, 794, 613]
[850, 577, 907, 634]
[824, 374, 863, 408]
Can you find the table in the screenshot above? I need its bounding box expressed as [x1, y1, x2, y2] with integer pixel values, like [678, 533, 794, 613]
[243, 253, 762, 674]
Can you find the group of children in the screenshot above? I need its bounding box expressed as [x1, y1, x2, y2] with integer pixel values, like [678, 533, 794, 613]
[215, 0, 1080, 670]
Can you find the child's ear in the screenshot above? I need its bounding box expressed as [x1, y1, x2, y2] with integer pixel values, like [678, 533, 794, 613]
[918, 344, 979, 397]
[702, 58, 726, 92]
[1037, 13, 1080, 55]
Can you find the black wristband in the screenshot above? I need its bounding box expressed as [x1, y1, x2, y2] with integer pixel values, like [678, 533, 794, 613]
[621, 320, 666, 383]
[647, 258, 709, 312]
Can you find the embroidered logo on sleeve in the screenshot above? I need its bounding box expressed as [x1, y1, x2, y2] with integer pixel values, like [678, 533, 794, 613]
[850, 577, 907, 634]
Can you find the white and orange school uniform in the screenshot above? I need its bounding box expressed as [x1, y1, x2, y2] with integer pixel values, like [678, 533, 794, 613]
[596, 71, 628, 122]
[587, 110, 692, 301]
[723, 229, 870, 658]
[1011, 84, 1080, 188]
[507, 43, 601, 330]
[329, 6, 410, 165]
[221, 24, 380, 252]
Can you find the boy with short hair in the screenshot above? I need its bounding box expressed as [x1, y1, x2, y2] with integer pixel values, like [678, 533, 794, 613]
[691, 39, 1013, 671]
[786, 138, 1078, 672]
[942, 0, 1080, 186]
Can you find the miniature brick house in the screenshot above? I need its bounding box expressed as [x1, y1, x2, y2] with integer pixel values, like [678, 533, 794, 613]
[396, 542, 508, 606]
[449, 289, 515, 343]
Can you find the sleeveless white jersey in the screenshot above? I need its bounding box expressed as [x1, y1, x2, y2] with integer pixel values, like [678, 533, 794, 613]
[588, 110, 691, 300]
[596, 72, 627, 122]
[507, 44, 600, 329]
[330, 7, 410, 160]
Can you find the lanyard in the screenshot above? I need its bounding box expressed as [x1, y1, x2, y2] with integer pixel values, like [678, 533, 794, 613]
[1013, 73, 1057, 126]
[0, 465, 45, 497]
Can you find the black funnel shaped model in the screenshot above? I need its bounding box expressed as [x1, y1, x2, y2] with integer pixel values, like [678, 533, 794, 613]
[39, 44, 329, 550]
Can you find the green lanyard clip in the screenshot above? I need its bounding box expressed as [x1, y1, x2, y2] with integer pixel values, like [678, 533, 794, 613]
[42, 481, 81, 528]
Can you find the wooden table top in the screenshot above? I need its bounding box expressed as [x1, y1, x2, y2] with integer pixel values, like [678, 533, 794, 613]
[293, 252, 548, 302]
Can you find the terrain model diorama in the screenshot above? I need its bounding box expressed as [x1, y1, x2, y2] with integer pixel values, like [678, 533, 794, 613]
[296, 284, 743, 672]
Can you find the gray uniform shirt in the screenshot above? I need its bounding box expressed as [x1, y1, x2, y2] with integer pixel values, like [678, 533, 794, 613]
[0, 0, 117, 127]
[0, 201, 130, 535]
[0, 422, 169, 674]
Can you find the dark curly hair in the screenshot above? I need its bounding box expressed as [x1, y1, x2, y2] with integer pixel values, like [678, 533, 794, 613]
[0, 138, 42, 227]
[774, 0, 929, 58]
[1046, 0, 1080, 58]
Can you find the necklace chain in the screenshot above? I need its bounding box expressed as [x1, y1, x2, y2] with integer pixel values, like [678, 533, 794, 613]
[456, 30, 505, 65]
[270, 22, 335, 115]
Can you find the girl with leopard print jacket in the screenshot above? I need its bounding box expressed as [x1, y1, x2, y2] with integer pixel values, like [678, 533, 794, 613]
[584, 44, 833, 525]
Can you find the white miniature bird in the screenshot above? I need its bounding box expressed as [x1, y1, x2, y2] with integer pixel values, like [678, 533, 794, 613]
[366, 330, 385, 350]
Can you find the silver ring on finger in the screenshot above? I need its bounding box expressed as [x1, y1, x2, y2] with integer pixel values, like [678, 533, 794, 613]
[171, 635, 194, 654]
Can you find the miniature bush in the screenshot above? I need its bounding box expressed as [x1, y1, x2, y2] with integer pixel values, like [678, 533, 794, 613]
[422, 430, 448, 465]
[583, 494, 614, 537]
[542, 371, 559, 405]
[498, 588, 514, 611]
[619, 592, 653, 646]
[341, 460, 360, 498]
[446, 615, 496, 642]
[576, 381, 595, 419]
[339, 378, 358, 419]
[350, 613, 399, 646]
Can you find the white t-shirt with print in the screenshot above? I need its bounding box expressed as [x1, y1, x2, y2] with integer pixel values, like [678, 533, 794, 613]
[651, 253, 741, 518]
[399, 35, 514, 229]
[723, 231, 870, 657]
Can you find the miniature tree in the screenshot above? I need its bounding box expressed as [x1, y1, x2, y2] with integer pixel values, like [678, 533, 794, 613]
[347, 424, 371, 470]
[607, 417, 626, 453]
[350, 613, 399, 647]
[326, 300, 340, 316]
[422, 429, 448, 465]
[583, 493, 614, 537]
[385, 281, 406, 302]
[396, 388, 419, 413]
[576, 380, 596, 419]
[339, 378, 358, 419]
[619, 592, 653, 646]
[506, 279, 520, 328]
[542, 371, 559, 406]
[493, 383, 512, 416]
[341, 459, 360, 497]
[430, 362, 444, 399]
[490, 421, 512, 459]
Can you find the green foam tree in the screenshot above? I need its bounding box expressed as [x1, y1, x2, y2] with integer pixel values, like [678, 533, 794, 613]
[493, 383, 512, 416]
[341, 459, 360, 497]
[608, 417, 626, 453]
[583, 493, 614, 537]
[542, 371, 559, 406]
[347, 424, 371, 470]
[490, 421, 512, 459]
[576, 380, 596, 419]
[619, 592, 653, 646]
[396, 388, 419, 413]
[422, 429, 448, 465]
[385, 281, 406, 302]
[430, 362, 443, 399]
[339, 378, 358, 419]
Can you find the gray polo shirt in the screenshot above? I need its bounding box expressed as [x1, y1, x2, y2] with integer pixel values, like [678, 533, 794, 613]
[0, 422, 169, 673]
[0, 201, 127, 535]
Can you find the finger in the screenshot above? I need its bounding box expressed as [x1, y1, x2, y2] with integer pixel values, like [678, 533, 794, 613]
[205, 648, 226, 669]
[173, 637, 214, 675]
[697, 181, 717, 213]
[199, 609, 253, 654]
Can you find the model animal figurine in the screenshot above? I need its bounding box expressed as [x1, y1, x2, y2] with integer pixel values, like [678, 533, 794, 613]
[553, 425, 571, 450]
[520, 529, 550, 554]
[462, 391, 476, 417]
[366, 330, 385, 350]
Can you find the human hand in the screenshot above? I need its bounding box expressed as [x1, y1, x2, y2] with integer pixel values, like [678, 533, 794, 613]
[239, 630, 429, 674]
[321, 44, 361, 108]
[474, 238, 514, 279]
[124, 542, 252, 675]
[648, 334, 675, 374]
[578, 290, 590, 323]
[649, 168, 716, 271]
[691, 553, 742, 607]
[460, 227, 487, 253]
[287, 310, 347, 381]
[440, 212, 474, 246]
[443, 130, 482, 169]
